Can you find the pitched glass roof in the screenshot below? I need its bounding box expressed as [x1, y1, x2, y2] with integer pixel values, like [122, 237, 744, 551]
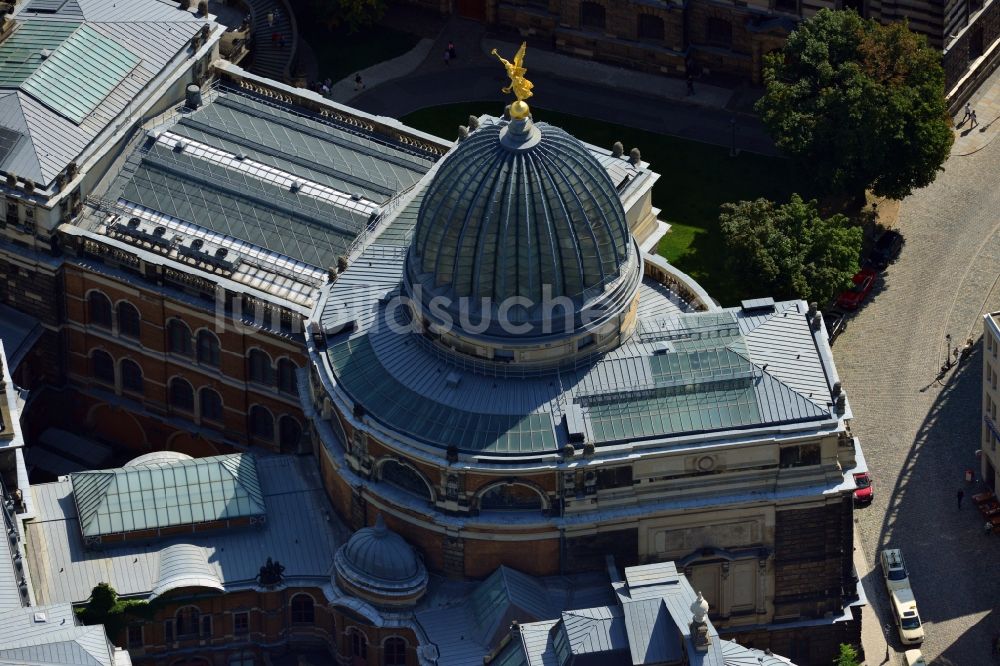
[20, 24, 139, 124]
[0, 20, 79, 87]
[70, 453, 265, 539]
[329, 337, 557, 454]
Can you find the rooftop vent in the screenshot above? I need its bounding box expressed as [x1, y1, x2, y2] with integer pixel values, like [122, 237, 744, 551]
[39, 49, 52, 60]
[290, 181, 302, 193]
[351, 192, 363, 201]
[234, 152, 248, 161]
[740, 297, 775, 313]
[445, 372, 461, 389]
[173, 140, 186, 153]
[564, 404, 587, 444]
[653, 341, 672, 355]
[32, 612, 47, 623]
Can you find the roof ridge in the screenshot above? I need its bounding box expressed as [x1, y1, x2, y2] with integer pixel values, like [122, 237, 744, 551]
[752, 362, 829, 418]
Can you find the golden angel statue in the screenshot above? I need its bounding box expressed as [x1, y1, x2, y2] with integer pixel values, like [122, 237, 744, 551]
[491, 42, 534, 118]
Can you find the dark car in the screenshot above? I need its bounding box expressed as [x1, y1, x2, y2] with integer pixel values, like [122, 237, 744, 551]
[869, 229, 903, 269]
[836, 268, 878, 310]
[822, 311, 848, 345]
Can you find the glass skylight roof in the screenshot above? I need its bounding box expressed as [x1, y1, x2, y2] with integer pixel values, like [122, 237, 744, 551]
[0, 20, 79, 87]
[71, 453, 265, 539]
[21, 24, 139, 124]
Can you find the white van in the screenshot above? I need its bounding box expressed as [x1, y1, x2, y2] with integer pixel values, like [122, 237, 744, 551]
[891, 588, 924, 645]
[904, 649, 927, 666]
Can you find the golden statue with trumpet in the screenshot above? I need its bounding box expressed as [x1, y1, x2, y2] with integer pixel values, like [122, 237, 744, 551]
[491, 42, 534, 120]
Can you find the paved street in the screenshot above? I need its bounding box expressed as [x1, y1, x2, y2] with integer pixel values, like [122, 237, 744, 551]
[835, 68, 1000, 665]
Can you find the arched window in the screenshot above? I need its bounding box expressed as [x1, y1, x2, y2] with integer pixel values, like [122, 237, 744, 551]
[379, 459, 432, 502]
[167, 319, 193, 356]
[479, 482, 545, 511]
[196, 330, 220, 366]
[200, 388, 223, 422]
[277, 358, 298, 395]
[121, 359, 143, 393]
[290, 594, 314, 623]
[383, 636, 407, 666]
[248, 349, 273, 385]
[580, 1, 605, 30]
[249, 405, 274, 440]
[638, 14, 664, 40]
[169, 377, 194, 412]
[88, 292, 112, 328]
[348, 629, 368, 658]
[278, 415, 302, 452]
[92, 350, 114, 384]
[706, 17, 732, 47]
[175, 606, 200, 638]
[117, 302, 141, 338]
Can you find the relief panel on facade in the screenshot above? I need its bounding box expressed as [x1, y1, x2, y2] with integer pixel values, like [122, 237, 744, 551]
[652, 518, 763, 555]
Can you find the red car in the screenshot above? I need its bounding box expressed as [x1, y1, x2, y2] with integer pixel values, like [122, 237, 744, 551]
[853, 472, 874, 504]
[836, 268, 878, 310]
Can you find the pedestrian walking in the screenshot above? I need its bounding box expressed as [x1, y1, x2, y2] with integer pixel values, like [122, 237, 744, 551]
[354, 73, 365, 91]
[971, 109, 979, 128]
[448, 41, 457, 60]
[962, 102, 972, 125]
[267, 10, 274, 27]
[686, 74, 695, 96]
[958, 489, 965, 509]
[444, 48, 450, 66]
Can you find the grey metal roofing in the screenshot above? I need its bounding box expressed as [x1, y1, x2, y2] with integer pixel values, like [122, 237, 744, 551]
[150, 543, 224, 599]
[621, 597, 682, 665]
[0, 604, 121, 666]
[0, 303, 43, 371]
[317, 126, 841, 458]
[408, 118, 631, 306]
[70, 453, 264, 539]
[416, 569, 615, 666]
[101, 85, 434, 273]
[555, 605, 630, 664]
[19, 24, 139, 124]
[0, 3, 205, 185]
[25, 455, 346, 604]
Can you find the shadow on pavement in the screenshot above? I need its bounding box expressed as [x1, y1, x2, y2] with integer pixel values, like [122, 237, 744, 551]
[873, 342, 996, 665]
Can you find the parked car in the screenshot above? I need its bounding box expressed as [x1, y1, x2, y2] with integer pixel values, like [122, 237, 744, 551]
[822, 310, 848, 345]
[880, 548, 910, 592]
[853, 471, 873, 504]
[904, 649, 927, 666]
[870, 229, 904, 269]
[836, 268, 878, 310]
[891, 588, 924, 645]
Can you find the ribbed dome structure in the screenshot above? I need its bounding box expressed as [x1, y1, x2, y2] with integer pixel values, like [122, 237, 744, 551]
[333, 515, 428, 608]
[403, 115, 642, 356]
[409, 119, 631, 305]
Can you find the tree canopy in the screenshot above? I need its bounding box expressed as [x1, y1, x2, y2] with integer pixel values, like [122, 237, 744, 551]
[301, 0, 385, 32]
[756, 9, 953, 200]
[719, 194, 862, 304]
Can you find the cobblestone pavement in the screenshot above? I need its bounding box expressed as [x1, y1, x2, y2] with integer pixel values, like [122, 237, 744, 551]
[834, 100, 1000, 663]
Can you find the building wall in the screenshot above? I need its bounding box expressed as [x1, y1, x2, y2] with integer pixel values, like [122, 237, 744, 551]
[982, 315, 1000, 490]
[119, 585, 420, 666]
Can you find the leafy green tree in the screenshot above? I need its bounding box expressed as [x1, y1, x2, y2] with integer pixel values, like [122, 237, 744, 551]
[834, 643, 861, 666]
[302, 0, 385, 32]
[77, 583, 153, 638]
[756, 9, 953, 200]
[719, 194, 862, 304]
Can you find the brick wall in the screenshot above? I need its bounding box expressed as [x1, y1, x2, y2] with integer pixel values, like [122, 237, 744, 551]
[773, 499, 854, 620]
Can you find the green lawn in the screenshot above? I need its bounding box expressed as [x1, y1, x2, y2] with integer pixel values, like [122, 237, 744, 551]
[401, 103, 813, 306]
[293, 13, 420, 84]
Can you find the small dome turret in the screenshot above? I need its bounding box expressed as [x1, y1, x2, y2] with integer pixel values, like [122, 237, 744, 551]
[334, 515, 427, 608]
